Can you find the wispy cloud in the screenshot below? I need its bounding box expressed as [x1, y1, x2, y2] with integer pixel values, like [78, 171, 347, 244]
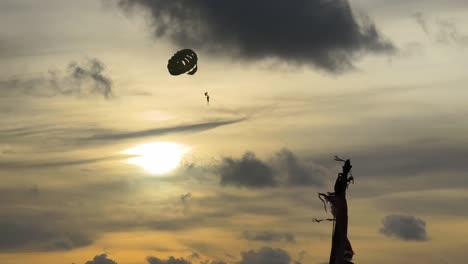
[0, 58, 113, 98]
[242, 230, 295, 243]
[412, 13, 468, 47]
[0, 118, 247, 155]
[0, 155, 127, 170]
[85, 118, 246, 142]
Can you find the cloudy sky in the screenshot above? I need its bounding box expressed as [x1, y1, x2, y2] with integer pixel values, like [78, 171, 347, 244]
[1, 0, 467, 263]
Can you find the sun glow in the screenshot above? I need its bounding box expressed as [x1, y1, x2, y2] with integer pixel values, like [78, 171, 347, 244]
[122, 142, 190, 175]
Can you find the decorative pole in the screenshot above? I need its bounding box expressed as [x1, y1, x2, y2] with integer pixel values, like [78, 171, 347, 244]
[317, 156, 355, 264]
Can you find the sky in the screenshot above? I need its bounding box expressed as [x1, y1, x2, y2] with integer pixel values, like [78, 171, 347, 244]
[0, 0, 468, 263]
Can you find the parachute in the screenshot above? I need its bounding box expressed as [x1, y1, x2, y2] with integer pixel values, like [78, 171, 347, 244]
[167, 49, 198, 76]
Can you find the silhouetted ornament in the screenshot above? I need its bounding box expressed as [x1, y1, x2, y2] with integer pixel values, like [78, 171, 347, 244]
[167, 49, 198, 76]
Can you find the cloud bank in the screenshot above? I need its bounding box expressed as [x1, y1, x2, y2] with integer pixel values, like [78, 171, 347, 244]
[83, 248, 296, 264]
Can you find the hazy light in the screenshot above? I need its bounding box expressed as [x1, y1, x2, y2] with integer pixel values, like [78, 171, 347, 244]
[123, 142, 190, 175]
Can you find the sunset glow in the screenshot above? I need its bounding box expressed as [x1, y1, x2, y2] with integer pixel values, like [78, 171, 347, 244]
[123, 142, 190, 175]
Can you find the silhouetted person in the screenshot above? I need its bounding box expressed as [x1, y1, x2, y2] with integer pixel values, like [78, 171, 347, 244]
[204, 92, 210, 105]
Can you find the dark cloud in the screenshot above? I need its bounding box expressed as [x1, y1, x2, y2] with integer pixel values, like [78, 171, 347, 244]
[146, 256, 191, 264]
[85, 118, 246, 141]
[240, 247, 292, 264]
[379, 214, 428, 241]
[219, 152, 276, 188]
[0, 58, 113, 98]
[85, 254, 118, 264]
[118, 0, 394, 72]
[242, 231, 295, 243]
[218, 149, 325, 188]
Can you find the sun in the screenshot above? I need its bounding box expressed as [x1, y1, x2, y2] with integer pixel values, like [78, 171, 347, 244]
[122, 142, 190, 175]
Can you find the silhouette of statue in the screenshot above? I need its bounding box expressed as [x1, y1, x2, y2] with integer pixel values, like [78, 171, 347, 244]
[204, 92, 210, 104]
[318, 157, 354, 264]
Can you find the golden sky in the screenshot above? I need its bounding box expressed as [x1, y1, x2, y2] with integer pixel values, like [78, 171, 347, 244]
[0, 0, 468, 263]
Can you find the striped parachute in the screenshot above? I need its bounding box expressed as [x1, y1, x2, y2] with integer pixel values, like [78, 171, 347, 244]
[167, 49, 198, 76]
